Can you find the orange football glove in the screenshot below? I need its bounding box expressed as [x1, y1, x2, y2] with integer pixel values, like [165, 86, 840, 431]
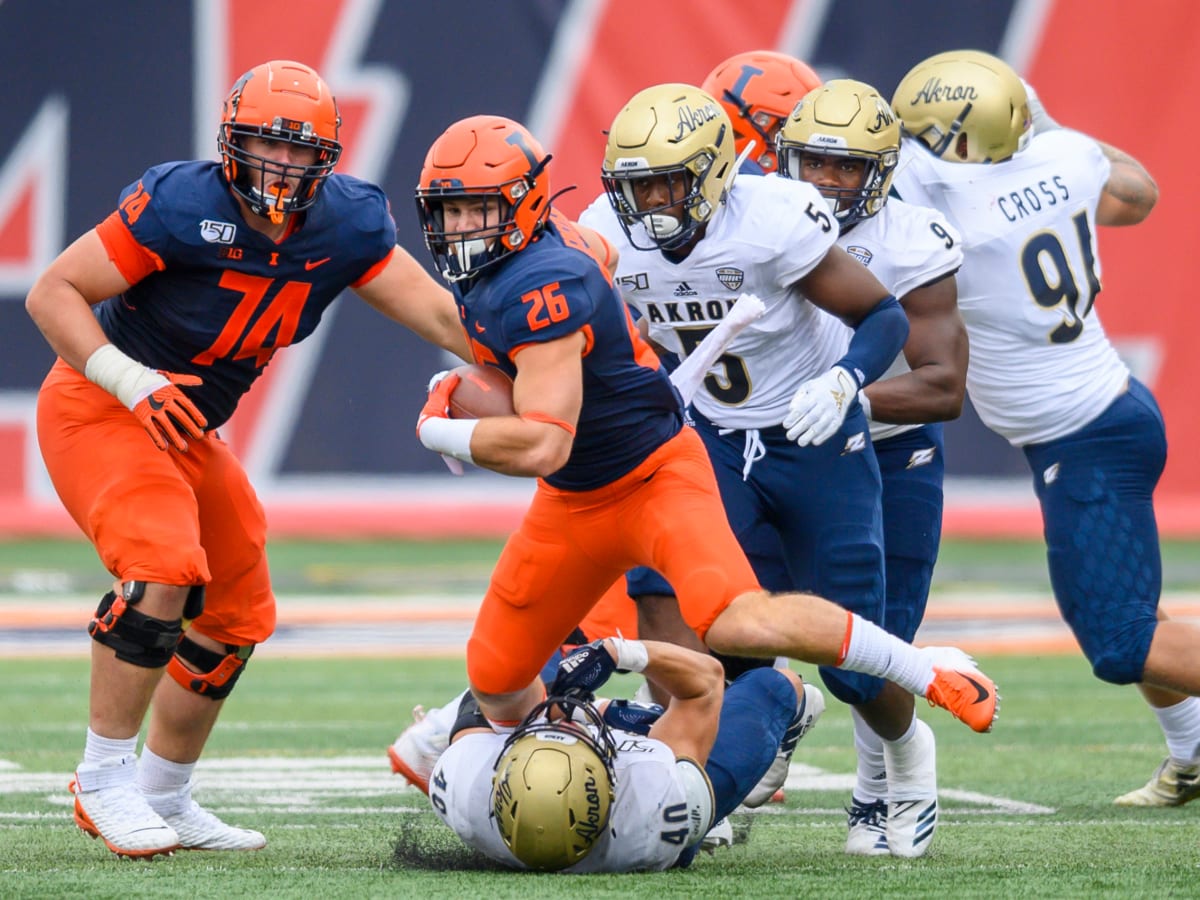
[416, 372, 467, 475]
[416, 371, 460, 438]
[132, 372, 207, 452]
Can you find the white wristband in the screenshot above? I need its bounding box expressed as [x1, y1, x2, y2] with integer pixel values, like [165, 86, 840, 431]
[417, 415, 477, 464]
[857, 389, 872, 421]
[610, 637, 649, 673]
[84, 344, 168, 410]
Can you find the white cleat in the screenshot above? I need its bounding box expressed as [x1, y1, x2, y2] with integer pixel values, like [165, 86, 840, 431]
[699, 816, 734, 854]
[1113, 757, 1200, 807]
[844, 797, 889, 856]
[883, 719, 938, 858]
[388, 704, 449, 795]
[743, 683, 825, 808]
[71, 754, 180, 859]
[147, 780, 266, 851]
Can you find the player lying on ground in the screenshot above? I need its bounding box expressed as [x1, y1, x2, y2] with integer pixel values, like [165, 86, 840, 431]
[409, 637, 823, 872]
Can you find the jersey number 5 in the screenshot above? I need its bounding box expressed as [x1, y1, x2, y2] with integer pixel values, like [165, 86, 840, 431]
[677, 325, 751, 405]
[1020, 210, 1101, 344]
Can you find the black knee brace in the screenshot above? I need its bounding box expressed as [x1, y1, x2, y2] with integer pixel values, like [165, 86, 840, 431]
[166, 635, 253, 700]
[88, 583, 182, 668]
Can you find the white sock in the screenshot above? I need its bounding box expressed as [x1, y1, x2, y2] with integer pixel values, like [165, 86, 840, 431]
[424, 689, 469, 737]
[136, 746, 195, 800]
[851, 709, 887, 802]
[83, 728, 137, 765]
[883, 717, 935, 802]
[839, 614, 933, 695]
[1152, 697, 1200, 763]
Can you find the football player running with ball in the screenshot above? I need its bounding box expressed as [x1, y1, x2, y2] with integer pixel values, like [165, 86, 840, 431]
[774, 78, 968, 856]
[410, 112, 999, 864]
[889, 50, 1200, 808]
[26, 60, 468, 858]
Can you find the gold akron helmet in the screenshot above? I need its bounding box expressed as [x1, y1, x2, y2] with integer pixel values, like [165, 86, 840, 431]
[891, 49, 1031, 163]
[601, 83, 736, 251]
[491, 697, 617, 871]
[777, 79, 900, 228]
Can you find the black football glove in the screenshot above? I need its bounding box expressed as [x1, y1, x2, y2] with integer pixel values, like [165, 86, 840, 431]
[549, 639, 616, 700]
[601, 699, 664, 736]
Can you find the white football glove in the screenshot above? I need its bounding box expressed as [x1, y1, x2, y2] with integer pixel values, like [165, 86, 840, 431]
[783, 366, 858, 446]
[426, 369, 452, 393]
[1021, 78, 1061, 134]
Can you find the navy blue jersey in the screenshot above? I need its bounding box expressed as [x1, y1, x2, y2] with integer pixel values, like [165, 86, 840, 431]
[95, 161, 396, 428]
[454, 222, 682, 490]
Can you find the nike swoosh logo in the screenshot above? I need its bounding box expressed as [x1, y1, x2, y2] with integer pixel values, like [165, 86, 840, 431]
[963, 674, 991, 704]
[147, 396, 165, 411]
[474, 322, 486, 333]
[305, 257, 331, 270]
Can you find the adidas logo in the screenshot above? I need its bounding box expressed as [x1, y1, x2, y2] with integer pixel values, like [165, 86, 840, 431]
[673, 282, 698, 297]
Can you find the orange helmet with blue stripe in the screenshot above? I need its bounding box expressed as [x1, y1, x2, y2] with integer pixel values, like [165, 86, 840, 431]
[701, 50, 822, 173]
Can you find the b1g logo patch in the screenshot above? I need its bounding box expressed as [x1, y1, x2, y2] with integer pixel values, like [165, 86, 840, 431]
[200, 220, 237, 244]
[846, 246, 873, 266]
[716, 267, 744, 290]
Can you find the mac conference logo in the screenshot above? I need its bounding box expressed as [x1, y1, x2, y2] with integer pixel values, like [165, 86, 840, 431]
[716, 267, 744, 290]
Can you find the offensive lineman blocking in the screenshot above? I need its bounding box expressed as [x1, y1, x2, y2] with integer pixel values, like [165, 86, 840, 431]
[26, 60, 468, 858]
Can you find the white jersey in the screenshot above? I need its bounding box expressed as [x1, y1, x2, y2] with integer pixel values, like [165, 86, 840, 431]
[431, 730, 711, 873]
[579, 174, 842, 430]
[892, 129, 1128, 446]
[834, 198, 963, 442]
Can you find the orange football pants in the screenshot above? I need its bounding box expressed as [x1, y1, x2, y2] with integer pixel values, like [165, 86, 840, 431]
[577, 578, 639, 643]
[467, 425, 760, 695]
[37, 359, 274, 645]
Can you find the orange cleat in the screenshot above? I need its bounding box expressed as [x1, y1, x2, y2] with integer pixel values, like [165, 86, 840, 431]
[925, 666, 999, 733]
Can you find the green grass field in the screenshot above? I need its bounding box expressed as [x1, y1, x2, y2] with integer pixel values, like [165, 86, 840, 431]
[2, 539, 1198, 898]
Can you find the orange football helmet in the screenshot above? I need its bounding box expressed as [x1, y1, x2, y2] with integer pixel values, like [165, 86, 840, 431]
[700, 50, 822, 173]
[218, 59, 342, 223]
[416, 115, 553, 283]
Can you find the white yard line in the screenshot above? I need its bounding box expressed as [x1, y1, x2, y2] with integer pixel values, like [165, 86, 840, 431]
[0, 757, 1055, 821]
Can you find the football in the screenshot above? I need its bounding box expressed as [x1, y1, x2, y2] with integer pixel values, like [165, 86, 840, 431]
[448, 364, 515, 419]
